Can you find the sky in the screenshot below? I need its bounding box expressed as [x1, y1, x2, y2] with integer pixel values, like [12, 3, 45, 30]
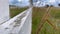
[9, 0, 60, 7]
[9, 0, 30, 7]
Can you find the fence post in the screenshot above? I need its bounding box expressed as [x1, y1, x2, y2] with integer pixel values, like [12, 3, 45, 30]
[0, 0, 10, 24]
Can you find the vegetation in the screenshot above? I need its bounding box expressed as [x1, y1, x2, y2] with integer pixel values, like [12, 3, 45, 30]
[32, 7, 60, 34]
[10, 7, 28, 18]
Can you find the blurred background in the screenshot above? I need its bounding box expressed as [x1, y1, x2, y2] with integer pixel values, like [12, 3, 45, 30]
[9, 0, 30, 7]
[9, 0, 60, 7]
[9, 0, 60, 34]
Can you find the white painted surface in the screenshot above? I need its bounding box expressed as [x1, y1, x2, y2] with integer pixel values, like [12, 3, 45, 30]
[0, 8, 32, 34]
[19, 8, 32, 34]
[0, 0, 10, 24]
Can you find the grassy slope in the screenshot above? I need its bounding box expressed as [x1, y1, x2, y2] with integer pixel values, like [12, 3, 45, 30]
[10, 7, 28, 18]
[32, 7, 60, 34]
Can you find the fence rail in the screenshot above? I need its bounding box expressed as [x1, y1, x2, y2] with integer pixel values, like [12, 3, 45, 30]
[0, 8, 32, 34]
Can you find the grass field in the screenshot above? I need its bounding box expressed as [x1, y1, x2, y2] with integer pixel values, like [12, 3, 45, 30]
[32, 7, 60, 34]
[9, 7, 28, 18]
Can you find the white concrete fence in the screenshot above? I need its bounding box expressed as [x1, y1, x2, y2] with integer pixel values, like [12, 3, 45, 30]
[0, 8, 32, 34]
[0, 0, 10, 24]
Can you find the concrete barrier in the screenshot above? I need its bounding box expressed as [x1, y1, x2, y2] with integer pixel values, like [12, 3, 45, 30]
[0, 8, 32, 34]
[0, 0, 10, 24]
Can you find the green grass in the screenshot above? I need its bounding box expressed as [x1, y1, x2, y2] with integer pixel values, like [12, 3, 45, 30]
[50, 7, 60, 19]
[32, 7, 47, 34]
[32, 7, 60, 34]
[10, 7, 28, 18]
